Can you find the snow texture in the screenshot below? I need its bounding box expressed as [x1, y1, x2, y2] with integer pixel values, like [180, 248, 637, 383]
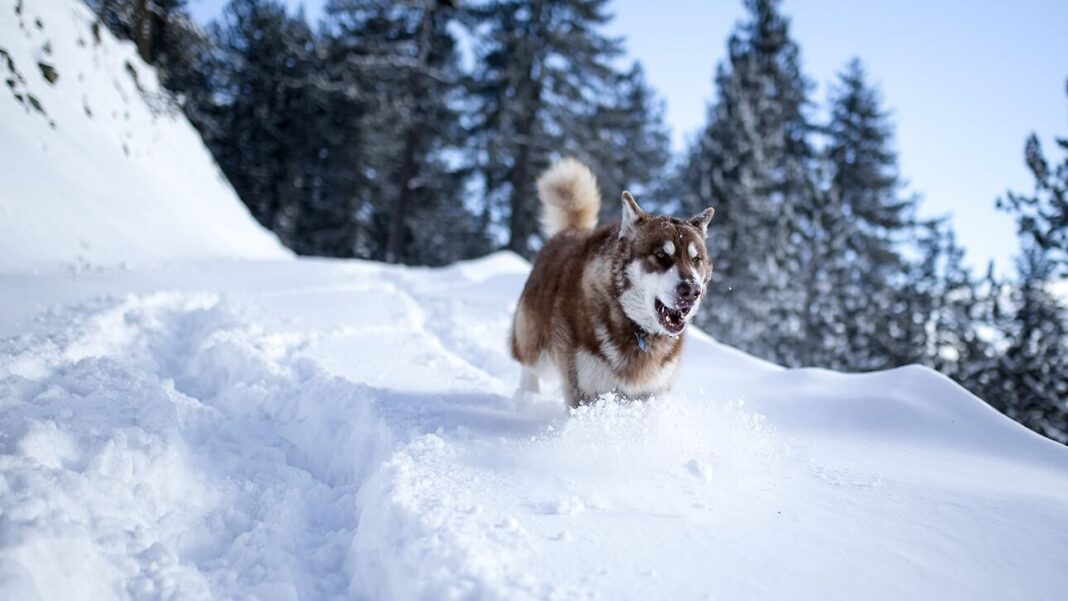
[1, 1, 1067, 599]
[0, 0, 289, 274]
[2, 254, 1067, 601]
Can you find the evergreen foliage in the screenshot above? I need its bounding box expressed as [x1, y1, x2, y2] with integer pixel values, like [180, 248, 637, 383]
[464, 0, 670, 256]
[322, 0, 485, 264]
[815, 59, 920, 371]
[677, 0, 816, 366]
[986, 130, 1068, 442]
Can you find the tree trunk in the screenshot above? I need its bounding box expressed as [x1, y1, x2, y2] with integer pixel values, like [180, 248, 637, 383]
[387, 127, 420, 263]
[505, 2, 543, 257]
[384, 2, 437, 263]
[478, 165, 496, 234]
[135, 0, 153, 62]
[506, 114, 537, 257]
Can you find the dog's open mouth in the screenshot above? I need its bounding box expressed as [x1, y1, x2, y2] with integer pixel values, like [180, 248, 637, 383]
[655, 298, 687, 335]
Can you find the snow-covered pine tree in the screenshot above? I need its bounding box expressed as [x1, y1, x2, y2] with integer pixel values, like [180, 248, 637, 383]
[208, 0, 319, 247]
[978, 244, 1068, 443]
[919, 225, 993, 381]
[465, 0, 668, 257]
[282, 49, 376, 259]
[580, 63, 672, 225]
[986, 127, 1068, 443]
[677, 0, 816, 365]
[323, 0, 487, 265]
[999, 134, 1068, 278]
[813, 59, 920, 370]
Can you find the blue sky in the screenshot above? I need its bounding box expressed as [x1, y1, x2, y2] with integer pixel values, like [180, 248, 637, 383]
[188, 0, 1068, 274]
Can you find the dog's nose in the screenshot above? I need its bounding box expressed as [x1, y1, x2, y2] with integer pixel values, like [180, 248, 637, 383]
[676, 281, 701, 304]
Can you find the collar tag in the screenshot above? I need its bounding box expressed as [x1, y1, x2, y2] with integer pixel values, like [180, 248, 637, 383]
[636, 331, 648, 353]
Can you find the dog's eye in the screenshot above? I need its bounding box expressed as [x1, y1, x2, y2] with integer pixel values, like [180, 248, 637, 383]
[653, 250, 667, 260]
[692, 255, 702, 264]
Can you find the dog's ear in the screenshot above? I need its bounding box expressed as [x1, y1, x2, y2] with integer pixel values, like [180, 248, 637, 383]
[689, 207, 715, 236]
[621, 191, 645, 237]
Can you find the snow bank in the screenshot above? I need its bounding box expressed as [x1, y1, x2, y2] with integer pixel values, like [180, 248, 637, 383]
[0, 0, 289, 274]
[1, 253, 1065, 600]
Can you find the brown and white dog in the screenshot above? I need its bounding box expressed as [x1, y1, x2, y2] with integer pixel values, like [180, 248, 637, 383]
[510, 158, 715, 407]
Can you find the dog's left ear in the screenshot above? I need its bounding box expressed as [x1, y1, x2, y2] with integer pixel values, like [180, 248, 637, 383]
[689, 207, 715, 236]
[621, 191, 645, 237]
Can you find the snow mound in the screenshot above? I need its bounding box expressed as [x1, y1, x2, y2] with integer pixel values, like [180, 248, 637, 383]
[0, 0, 289, 274]
[1, 253, 1066, 600]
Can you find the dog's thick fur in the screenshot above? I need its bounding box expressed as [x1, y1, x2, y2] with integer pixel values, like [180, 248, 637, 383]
[510, 158, 715, 407]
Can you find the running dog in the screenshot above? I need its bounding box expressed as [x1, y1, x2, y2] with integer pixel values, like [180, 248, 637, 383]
[510, 158, 715, 407]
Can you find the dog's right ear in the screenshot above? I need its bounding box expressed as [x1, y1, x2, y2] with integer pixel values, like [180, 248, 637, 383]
[689, 207, 715, 237]
[621, 191, 645, 238]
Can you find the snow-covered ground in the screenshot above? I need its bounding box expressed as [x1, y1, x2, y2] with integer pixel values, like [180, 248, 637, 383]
[3, 255, 1067, 600]
[2, 0, 1067, 599]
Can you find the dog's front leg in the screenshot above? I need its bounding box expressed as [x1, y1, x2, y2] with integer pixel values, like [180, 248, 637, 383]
[563, 361, 593, 409]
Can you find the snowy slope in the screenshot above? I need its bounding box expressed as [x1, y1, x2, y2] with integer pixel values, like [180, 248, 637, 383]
[1, 253, 1066, 601]
[0, 0, 289, 273]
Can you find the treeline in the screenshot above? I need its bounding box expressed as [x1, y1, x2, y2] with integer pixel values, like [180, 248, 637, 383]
[92, 0, 670, 262]
[672, 1, 1067, 443]
[92, 0, 1066, 443]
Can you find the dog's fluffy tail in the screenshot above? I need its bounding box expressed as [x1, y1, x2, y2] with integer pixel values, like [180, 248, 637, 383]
[537, 158, 601, 237]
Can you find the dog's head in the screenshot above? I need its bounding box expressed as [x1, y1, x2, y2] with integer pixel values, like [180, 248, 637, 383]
[617, 191, 715, 337]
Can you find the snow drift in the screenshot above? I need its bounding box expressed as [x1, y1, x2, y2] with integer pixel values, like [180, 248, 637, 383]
[1, 0, 1067, 599]
[0, 0, 289, 273]
[2, 254, 1066, 600]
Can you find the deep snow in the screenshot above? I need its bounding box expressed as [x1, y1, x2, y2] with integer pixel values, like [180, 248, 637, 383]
[2, 256, 1067, 600]
[2, 0, 1068, 599]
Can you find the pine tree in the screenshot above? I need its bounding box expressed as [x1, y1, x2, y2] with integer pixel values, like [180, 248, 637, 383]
[208, 0, 319, 246]
[324, 0, 488, 265]
[919, 225, 992, 380]
[677, 0, 816, 365]
[466, 0, 669, 257]
[999, 134, 1068, 277]
[986, 122, 1068, 443]
[978, 245, 1068, 443]
[815, 58, 920, 370]
[580, 63, 672, 225]
[280, 48, 373, 258]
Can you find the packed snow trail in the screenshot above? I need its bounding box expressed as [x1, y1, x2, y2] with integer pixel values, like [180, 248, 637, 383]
[1, 255, 1066, 600]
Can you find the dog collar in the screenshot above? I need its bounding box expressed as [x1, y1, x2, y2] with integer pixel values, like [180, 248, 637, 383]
[635, 330, 649, 353]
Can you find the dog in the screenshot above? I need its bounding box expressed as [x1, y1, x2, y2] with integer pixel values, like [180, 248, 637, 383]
[510, 158, 715, 407]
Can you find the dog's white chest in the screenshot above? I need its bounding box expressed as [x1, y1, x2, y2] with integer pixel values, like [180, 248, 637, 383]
[574, 349, 678, 398]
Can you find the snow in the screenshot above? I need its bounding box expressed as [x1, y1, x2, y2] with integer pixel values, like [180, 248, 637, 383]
[2, 0, 1068, 599]
[2, 254, 1067, 600]
[0, 0, 289, 274]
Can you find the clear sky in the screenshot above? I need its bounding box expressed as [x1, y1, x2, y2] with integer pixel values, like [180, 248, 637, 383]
[188, 0, 1068, 274]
